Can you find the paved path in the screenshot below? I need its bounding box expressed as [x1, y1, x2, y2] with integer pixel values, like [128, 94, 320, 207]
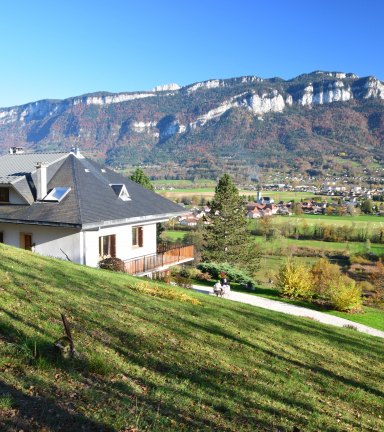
[192, 285, 384, 339]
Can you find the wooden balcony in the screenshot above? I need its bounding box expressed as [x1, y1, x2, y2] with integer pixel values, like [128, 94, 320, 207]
[123, 243, 194, 276]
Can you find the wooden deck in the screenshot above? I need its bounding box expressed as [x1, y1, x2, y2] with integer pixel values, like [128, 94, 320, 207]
[124, 244, 194, 275]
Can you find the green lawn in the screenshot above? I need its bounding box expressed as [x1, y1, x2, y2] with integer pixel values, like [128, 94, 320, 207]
[164, 231, 187, 241]
[1, 244, 384, 431]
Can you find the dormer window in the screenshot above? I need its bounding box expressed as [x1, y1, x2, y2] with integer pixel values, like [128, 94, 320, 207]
[110, 184, 131, 201]
[43, 187, 71, 202]
[0, 188, 9, 203]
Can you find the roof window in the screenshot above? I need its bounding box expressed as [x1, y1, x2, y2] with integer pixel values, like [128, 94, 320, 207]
[43, 187, 71, 202]
[110, 184, 131, 201]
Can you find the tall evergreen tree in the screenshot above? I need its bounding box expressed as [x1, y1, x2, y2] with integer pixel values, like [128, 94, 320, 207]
[202, 174, 260, 274]
[130, 168, 154, 191]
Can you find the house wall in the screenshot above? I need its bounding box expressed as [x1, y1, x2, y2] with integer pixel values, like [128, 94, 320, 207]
[0, 220, 159, 269]
[0, 222, 82, 262]
[83, 222, 157, 267]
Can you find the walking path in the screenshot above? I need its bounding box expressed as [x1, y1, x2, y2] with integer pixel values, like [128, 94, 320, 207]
[192, 285, 384, 339]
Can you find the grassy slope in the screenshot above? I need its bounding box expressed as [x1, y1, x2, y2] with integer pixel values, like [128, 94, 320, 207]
[0, 244, 384, 431]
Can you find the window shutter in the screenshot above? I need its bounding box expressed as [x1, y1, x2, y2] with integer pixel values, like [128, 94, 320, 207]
[110, 235, 116, 257]
[138, 227, 143, 247]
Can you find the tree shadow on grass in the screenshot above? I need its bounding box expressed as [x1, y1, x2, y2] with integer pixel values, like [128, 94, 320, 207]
[0, 381, 114, 432]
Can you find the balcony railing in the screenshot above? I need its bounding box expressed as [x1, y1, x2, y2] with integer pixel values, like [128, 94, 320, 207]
[123, 243, 194, 275]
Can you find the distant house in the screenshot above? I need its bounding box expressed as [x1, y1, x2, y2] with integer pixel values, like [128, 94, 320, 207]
[180, 215, 197, 226]
[246, 209, 262, 219]
[201, 205, 211, 213]
[0, 147, 193, 276]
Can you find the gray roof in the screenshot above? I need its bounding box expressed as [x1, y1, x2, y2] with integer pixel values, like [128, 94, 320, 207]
[0, 152, 68, 178]
[0, 152, 188, 227]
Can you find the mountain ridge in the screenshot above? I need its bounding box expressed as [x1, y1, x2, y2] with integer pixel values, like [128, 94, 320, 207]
[0, 70, 383, 168]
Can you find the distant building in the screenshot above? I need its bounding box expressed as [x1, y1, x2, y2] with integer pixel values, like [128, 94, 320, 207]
[257, 190, 274, 205]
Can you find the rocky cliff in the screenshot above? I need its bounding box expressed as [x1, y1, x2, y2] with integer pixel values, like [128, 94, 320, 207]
[0, 70, 383, 166]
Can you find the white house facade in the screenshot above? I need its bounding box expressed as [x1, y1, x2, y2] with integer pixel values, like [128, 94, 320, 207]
[0, 147, 193, 275]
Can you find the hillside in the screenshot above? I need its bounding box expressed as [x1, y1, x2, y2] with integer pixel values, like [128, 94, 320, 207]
[0, 244, 384, 431]
[0, 71, 384, 168]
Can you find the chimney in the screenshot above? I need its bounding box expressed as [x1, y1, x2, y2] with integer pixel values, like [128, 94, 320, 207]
[35, 162, 48, 200]
[10, 146, 24, 154]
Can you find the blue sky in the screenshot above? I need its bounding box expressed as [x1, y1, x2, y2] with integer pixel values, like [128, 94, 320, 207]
[0, 0, 383, 107]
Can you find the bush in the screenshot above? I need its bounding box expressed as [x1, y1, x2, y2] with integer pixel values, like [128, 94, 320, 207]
[275, 257, 313, 299]
[173, 274, 193, 290]
[98, 257, 124, 272]
[196, 271, 212, 281]
[329, 277, 363, 312]
[349, 255, 371, 264]
[196, 262, 251, 284]
[130, 281, 201, 305]
[310, 259, 341, 297]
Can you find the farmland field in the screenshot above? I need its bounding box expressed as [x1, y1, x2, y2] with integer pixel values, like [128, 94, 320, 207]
[253, 236, 384, 255]
[273, 214, 384, 229]
[157, 188, 331, 201]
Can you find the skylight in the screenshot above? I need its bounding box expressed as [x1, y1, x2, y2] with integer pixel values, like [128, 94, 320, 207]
[110, 184, 131, 201]
[44, 187, 71, 202]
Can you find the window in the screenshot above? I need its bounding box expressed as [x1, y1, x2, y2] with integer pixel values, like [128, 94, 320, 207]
[44, 187, 71, 202]
[0, 188, 9, 203]
[132, 226, 143, 248]
[98, 235, 116, 259]
[110, 184, 130, 201]
[20, 233, 32, 251]
[0, 232, 3, 243]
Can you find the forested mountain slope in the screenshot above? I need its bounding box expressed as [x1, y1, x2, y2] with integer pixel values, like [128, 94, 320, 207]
[0, 70, 383, 167]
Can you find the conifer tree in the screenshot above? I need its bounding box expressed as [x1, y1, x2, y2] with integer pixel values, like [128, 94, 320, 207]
[130, 168, 154, 191]
[202, 174, 260, 274]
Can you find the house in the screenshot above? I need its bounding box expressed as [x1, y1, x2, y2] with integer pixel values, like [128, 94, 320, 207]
[201, 205, 211, 213]
[264, 203, 278, 214]
[179, 215, 197, 226]
[0, 147, 193, 276]
[246, 209, 262, 219]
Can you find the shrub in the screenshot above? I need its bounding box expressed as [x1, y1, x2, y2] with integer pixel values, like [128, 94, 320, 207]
[197, 262, 251, 284]
[129, 281, 202, 305]
[99, 257, 124, 272]
[182, 267, 200, 279]
[173, 274, 193, 289]
[349, 255, 371, 264]
[275, 257, 313, 299]
[329, 277, 363, 312]
[310, 259, 341, 297]
[196, 271, 212, 281]
[170, 265, 182, 276]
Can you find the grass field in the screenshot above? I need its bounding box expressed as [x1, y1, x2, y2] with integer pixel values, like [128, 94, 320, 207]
[153, 179, 215, 185]
[254, 236, 384, 255]
[1, 244, 384, 431]
[164, 231, 187, 241]
[268, 214, 384, 230]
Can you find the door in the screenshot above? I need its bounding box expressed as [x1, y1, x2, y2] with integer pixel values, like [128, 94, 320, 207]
[24, 234, 32, 251]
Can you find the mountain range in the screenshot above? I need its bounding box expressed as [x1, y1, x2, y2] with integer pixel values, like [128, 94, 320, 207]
[1, 70, 383, 168]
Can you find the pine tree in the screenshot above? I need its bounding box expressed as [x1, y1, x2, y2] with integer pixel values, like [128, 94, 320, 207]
[202, 174, 260, 274]
[130, 168, 154, 191]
